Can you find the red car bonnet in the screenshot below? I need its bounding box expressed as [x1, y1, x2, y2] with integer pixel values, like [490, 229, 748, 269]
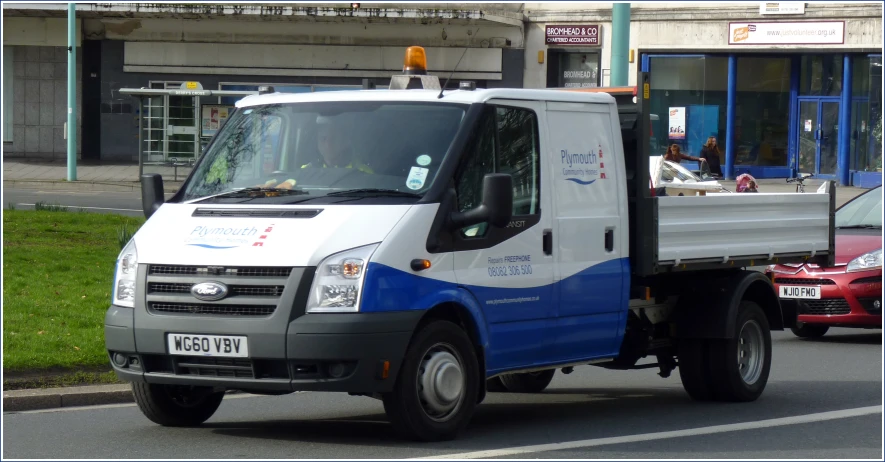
[835, 232, 883, 266]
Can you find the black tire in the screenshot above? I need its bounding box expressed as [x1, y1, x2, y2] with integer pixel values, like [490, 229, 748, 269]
[679, 301, 772, 402]
[791, 323, 829, 338]
[677, 338, 714, 401]
[498, 369, 556, 393]
[382, 320, 480, 442]
[486, 377, 507, 392]
[131, 382, 225, 427]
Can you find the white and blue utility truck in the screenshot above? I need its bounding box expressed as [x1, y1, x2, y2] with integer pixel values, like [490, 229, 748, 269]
[107, 46, 836, 441]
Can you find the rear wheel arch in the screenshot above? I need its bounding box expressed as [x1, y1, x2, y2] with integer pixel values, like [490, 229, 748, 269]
[673, 270, 783, 338]
[740, 278, 784, 332]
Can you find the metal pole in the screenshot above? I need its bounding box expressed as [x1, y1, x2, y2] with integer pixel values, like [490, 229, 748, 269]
[610, 3, 631, 87]
[725, 54, 737, 180]
[138, 97, 143, 178]
[66, 3, 77, 181]
[838, 54, 852, 186]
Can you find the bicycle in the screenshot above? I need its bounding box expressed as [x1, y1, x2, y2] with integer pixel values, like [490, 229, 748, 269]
[786, 173, 814, 193]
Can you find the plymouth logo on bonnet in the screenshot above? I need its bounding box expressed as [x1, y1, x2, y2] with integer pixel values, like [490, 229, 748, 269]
[191, 282, 229, 301]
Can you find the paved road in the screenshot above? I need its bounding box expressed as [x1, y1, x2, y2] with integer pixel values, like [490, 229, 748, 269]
[2, 187, 164, 217]
[4, 329, 881, 459]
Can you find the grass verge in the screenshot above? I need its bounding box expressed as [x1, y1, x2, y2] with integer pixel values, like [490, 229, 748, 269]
[3, 208, 145, 373]
[3, 371, 124, 390]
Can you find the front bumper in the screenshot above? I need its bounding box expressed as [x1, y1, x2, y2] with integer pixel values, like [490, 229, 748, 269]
[105, 263, 423, 393]
[770, 269, 882, 328]
[106, 308, 422, 393]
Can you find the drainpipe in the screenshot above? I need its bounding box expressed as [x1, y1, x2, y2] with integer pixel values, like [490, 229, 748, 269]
[610, 3, 630, 87]
[67, 3, 77, 181]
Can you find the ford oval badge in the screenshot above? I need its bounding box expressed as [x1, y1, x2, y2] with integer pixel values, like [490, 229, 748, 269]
[191, 282, 229, 301]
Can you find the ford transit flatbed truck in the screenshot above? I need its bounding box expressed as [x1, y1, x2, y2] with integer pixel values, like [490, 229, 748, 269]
[106, 46, 835, 441]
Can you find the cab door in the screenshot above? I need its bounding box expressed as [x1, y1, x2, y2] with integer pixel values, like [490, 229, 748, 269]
[452, 101, 555, 374]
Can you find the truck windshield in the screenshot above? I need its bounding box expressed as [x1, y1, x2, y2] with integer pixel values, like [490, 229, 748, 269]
[182, 101, 467, 202]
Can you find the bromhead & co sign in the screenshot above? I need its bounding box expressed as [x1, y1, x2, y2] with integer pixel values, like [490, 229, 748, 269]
[545, 25, 601, 46]
[728, 21, 845, 45]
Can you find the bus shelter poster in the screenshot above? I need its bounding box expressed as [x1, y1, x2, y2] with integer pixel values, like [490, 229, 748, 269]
[668, 107, 686, 140]
[201, 105, 235, 137]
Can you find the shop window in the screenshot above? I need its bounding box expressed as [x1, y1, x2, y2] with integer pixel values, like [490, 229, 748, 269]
[799, 55, 843, 97]
[734, 57, 791, 167]
[546, 51, 601, 88]
[647, 56, 728, 161]
[849, 56, 882, 173]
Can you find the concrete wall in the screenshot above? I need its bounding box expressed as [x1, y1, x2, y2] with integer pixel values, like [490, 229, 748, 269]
[3, 45, 81, 159]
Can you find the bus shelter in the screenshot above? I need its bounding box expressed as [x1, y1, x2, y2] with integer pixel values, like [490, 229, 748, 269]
[119, 82, 261, 180]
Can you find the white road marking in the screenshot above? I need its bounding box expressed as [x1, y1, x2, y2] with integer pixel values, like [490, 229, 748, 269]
[15, 203, 141, 212]
[414, 405, 883, 459]
[5, 392, 293, 415]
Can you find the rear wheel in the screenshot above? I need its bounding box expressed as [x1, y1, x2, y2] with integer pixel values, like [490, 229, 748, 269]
[131, 383, 224, 426]
[498, 369, 556, 393]
[678, 301, 772, 402]
[791, 322, 829, 338]
[382, 320, 480, 442]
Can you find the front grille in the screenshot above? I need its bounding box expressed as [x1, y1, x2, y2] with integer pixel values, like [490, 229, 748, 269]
[176, 356, 254, 378]
[148, 282, 284, 297]
[149, 265, 292, 278]
[144, 265, 293, 318]
[149, 303, 276, 317]
[801, 299, 851, 315]
[775, 278, 836, 285]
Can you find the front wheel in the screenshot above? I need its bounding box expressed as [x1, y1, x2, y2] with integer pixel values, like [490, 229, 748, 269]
[498, 369, 556, 393]
[382, 320, 480, 442]
[131, 383, 225, 426]
[791, 322, 829, 338]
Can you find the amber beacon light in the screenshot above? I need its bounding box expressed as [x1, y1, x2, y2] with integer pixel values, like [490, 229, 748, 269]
[403, 46, 428, 75]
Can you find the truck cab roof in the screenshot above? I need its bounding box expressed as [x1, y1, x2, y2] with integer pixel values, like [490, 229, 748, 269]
[235, 87, 618, 108]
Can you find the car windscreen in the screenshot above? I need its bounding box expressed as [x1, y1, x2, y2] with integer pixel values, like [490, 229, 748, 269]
[836, 187, 882, 228]
[182, 101, 467, 202]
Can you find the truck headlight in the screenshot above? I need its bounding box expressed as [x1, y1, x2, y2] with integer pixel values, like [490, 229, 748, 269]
[847, 248, 883, 273]
[113, 239, 138, 307]
[307, 243, 378, 313]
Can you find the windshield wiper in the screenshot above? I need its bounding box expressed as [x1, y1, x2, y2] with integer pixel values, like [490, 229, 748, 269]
[190, 187, 308, 203]
[836, 224, 881, 229]
[323, 188, 422, 198]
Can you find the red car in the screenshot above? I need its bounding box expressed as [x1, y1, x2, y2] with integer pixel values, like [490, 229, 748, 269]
[767, 185, 882, 338]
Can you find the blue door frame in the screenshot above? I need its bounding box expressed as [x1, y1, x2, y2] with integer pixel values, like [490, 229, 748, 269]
[795, 97, 841, 179]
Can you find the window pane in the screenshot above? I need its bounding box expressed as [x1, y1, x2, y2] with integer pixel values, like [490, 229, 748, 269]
[496, 107, 540, 215]
[558, 52, 600, 88]
[800, 55, 843, 97]
[457, 110, 496, 213]
[870, 56, 883, 172]
[735, 57, 791, 167]
[648, 56, 728, 162]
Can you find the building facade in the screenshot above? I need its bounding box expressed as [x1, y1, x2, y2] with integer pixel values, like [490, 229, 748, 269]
[525, 2, 883, 187]
[3, 2, 882, 186]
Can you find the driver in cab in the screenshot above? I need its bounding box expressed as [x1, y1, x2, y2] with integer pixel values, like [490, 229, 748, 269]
[301, 116, 374, 173]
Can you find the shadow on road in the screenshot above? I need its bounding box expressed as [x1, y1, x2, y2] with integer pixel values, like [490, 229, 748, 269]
[795, 332, 882, 345]
[205, 380, 881, 450]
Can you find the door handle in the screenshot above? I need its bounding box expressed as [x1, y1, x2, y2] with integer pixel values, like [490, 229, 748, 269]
[605, 229, 614, 252]
[543, 229, 553, 256]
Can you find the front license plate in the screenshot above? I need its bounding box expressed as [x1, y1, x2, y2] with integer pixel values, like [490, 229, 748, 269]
[779, 285, 821, 300]
[167, 334, 249, 357]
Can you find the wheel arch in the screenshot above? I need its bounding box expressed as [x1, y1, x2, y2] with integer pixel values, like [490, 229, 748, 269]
[672, 270, 784, 339]
[415, 299, 489, 403]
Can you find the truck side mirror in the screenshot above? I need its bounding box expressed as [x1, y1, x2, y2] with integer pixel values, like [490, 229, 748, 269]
[451, 173, 513, 229]
[141, 174, 165, 219]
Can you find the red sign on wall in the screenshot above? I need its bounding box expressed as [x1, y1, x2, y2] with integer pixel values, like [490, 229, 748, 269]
[545, 25, 601, 46]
